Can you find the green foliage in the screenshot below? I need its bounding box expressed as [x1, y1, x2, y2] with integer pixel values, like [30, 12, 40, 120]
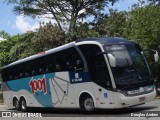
[8, 34, 33, 60]
[0, 33, 34, 68]
[0, 30, 10, 39]
[66, 22, 99, 42]
[91, 9, 128, 37]
[126, 4, 160, 48]
[30, 22, 66, 53]
[76, 22, 99, 39]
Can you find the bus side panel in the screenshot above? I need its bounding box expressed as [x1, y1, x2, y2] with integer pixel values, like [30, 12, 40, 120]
[91, 83, 116, 109]
[72, 82, 95, 108]
[69, 71, 95, 108]
[49, 72, 75, 108]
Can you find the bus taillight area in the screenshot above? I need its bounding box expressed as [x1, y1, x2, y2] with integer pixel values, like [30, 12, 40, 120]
[114, 86, 157, 108]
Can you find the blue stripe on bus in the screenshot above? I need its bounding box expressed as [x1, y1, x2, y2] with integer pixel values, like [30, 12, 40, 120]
[6, 73, 54, 107]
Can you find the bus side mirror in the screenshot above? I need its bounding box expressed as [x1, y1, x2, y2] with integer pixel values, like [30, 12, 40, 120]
[144, 49, 159, 63]
[107, 54, 116, 67]
[154, 51, 159, 62]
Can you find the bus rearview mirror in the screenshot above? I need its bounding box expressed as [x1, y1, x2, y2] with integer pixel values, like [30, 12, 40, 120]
[154, 51, 159, 62]
[107, 54, 116, 67]
[143, 49, 159, 63]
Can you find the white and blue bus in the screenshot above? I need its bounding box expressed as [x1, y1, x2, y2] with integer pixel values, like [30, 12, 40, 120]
[2, 37, 159, 112]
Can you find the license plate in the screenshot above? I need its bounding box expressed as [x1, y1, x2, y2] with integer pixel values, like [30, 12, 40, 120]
[139, 97, 146, 102]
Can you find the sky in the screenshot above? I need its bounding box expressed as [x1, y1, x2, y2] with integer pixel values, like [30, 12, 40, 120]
[0, 0, 149, 39]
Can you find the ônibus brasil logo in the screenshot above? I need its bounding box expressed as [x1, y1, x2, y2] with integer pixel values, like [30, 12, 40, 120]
[29, 76, 47, 95]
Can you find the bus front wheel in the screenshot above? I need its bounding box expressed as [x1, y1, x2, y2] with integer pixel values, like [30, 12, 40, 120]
[20, 98, 27, 112]
[80, 96, 95, 112]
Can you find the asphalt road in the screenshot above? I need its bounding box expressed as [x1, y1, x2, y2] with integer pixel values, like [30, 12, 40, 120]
[0, 100, 160, 120]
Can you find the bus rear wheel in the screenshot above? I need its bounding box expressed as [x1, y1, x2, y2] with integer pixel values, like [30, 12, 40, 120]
[20, 98, 27, 112]
[14, 99, 20, 111]
[80, 96, 95, 112]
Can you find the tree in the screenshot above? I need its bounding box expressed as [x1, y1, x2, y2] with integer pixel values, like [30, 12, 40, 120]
[0, 33, 34, 66]
[70, 22, 99, 39]
[91, 9, 128, 37]
[0, 30, 10, 39]
[8, 33, 35, 61]
[5, 0, 117, 39]
[148, 0, 160, 4]
[30, 22, 66, 53]
[0, 37, 15, 66]
[126, 4, 160, 49]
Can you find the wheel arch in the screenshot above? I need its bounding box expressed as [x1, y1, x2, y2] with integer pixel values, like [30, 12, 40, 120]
[12, 96, 18, 106]
[19, 95, 27, 103]
[78, 91, 97, 108]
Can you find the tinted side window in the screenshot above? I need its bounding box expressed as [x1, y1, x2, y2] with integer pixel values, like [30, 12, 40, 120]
[2, 68, 8, 81]
[2, 47, 84, 81]
[55, 47, 84, 72]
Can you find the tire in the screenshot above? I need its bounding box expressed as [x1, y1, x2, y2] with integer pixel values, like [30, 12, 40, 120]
[80, 96, 95, 113]
[20, 98, 27, 112]
[14, 99, 20, 111]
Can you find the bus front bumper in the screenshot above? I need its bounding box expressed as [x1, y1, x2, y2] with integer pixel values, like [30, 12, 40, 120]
[114, 89, 157, 108]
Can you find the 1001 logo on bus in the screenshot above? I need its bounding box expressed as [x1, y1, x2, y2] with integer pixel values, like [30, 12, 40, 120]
[29, 76, 47, 95]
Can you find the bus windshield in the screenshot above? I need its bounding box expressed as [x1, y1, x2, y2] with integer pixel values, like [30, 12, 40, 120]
[105, 44, 153, 90]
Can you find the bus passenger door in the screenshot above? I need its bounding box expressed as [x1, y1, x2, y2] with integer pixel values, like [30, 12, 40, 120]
[93, 54, 115, 108]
